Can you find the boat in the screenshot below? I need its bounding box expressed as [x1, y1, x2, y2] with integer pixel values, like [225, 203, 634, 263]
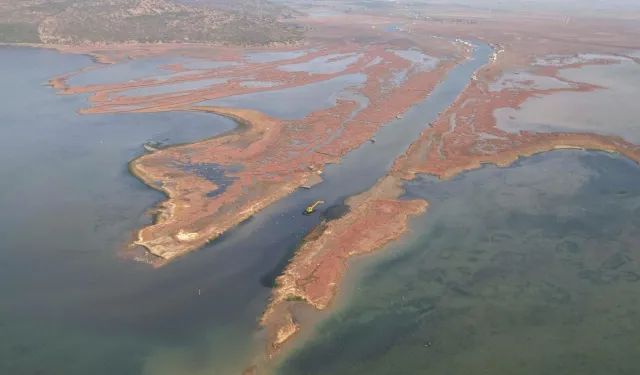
[303, 200, 325, 215]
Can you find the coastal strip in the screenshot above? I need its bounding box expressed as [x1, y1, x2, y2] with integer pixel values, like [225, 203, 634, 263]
[260, 49, 640, 356]
[47, 35, 467, 262]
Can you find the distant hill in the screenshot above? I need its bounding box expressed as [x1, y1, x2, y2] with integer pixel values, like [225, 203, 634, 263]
[177, 0, 303, 19]
[0, 0, 304, 45]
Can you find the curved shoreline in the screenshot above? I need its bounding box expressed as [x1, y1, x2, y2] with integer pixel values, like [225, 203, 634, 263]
[129, 105, 300, 260]
[46, 33, 467, 263]
[259, 45, 640, 360]
[126, 107, 251, 208]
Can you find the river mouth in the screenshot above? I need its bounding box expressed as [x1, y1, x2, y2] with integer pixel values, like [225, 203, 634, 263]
[0, 38, 490, 375]
[277, 150, 640, 375]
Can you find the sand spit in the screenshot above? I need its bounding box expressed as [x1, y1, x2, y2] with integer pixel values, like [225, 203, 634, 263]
[261, 50, 640, 359]
[127, 56, 462, 259]
[46, 31, 464, 262]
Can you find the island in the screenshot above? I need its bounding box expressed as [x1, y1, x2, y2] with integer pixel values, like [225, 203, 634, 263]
[45, 18, 467, 263]
[258, 10, 640, 360]
[14, 0, 640, 371]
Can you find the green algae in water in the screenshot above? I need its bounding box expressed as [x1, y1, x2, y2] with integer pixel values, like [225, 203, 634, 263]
[278, 150, 640, 375]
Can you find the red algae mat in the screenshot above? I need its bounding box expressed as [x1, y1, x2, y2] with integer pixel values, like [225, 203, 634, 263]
[258, 13, 640, 365]
[45, 12, 640, 372]
[48, 27, 465, 263]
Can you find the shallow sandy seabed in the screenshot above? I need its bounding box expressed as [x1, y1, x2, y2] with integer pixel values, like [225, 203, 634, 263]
[37, 10, 640, 372]
[496, 58, 640, 143]
[258, 12, 640, 369]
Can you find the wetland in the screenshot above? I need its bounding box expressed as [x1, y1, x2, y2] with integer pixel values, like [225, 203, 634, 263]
[279, 150, 640, 375]
[3, 9, 640, 374]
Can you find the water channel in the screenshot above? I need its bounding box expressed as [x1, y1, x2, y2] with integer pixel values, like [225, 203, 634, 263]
[0, 37, 492, 375]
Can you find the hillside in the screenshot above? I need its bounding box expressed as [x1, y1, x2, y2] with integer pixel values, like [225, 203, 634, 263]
[178, 0, 303, 19]
[0, 0, 304, 45]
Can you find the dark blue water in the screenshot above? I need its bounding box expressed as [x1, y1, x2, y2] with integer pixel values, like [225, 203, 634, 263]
[0, 38, 492, 375]
[278, 150, 640, 375]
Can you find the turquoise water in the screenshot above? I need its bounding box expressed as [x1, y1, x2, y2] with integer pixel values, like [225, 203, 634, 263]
[278, 150, 640, 375]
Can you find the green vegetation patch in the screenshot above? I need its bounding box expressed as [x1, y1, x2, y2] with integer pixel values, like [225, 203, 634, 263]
[0, 23, 41, 43]
[284, 295, 306, 302]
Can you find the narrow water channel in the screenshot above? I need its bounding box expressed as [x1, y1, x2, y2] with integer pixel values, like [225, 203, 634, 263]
[278, 150, 640, 375]
[0, 39, 492, 375]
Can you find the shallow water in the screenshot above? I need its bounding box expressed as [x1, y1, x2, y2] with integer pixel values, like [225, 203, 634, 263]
[495, 59, 640, 143]
[489, 70, 573, 92]
[245, 50, 308, 63]
[365, 56, 383, 68]
[308, 89, 370, 153]
[152, 70, 206, 81]
[390, 69, 408, 86]
[0, 37, 492, 375]
[393, 49, 440, 71]
[278, 150, 640, 375]
[181, 60, 242, 70]
[240, 81, 282, 88]
[533, 53, 630, 66]
[198, 73, 367, 120]
[67, 57, 193, 86]
[118, 77, 229, 97]
[279, 53, 361, 75]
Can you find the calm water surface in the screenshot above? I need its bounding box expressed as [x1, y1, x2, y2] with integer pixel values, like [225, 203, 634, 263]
[0, 47, 252, 375]
[0, 39, 492, 375]
[496, 56, 640, 143]
[279, 150, 640, 375]
[67, 57, 194, 86]
[198, 73, 368, 120]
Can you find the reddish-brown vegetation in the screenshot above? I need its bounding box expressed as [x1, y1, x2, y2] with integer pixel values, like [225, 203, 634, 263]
[261, 12, 640, 358]
[49, 27, 464, 262]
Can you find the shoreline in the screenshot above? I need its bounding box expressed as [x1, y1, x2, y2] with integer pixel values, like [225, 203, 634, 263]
[259, 53, 481, 356]
[129, 105, 300, 260]
[37, 16, 640, 369]
[45, 32, 467, 262]
[259, 44, 640, 360]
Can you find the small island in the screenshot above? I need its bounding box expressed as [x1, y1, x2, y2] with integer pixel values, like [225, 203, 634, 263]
[11, 1, 640, 372]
